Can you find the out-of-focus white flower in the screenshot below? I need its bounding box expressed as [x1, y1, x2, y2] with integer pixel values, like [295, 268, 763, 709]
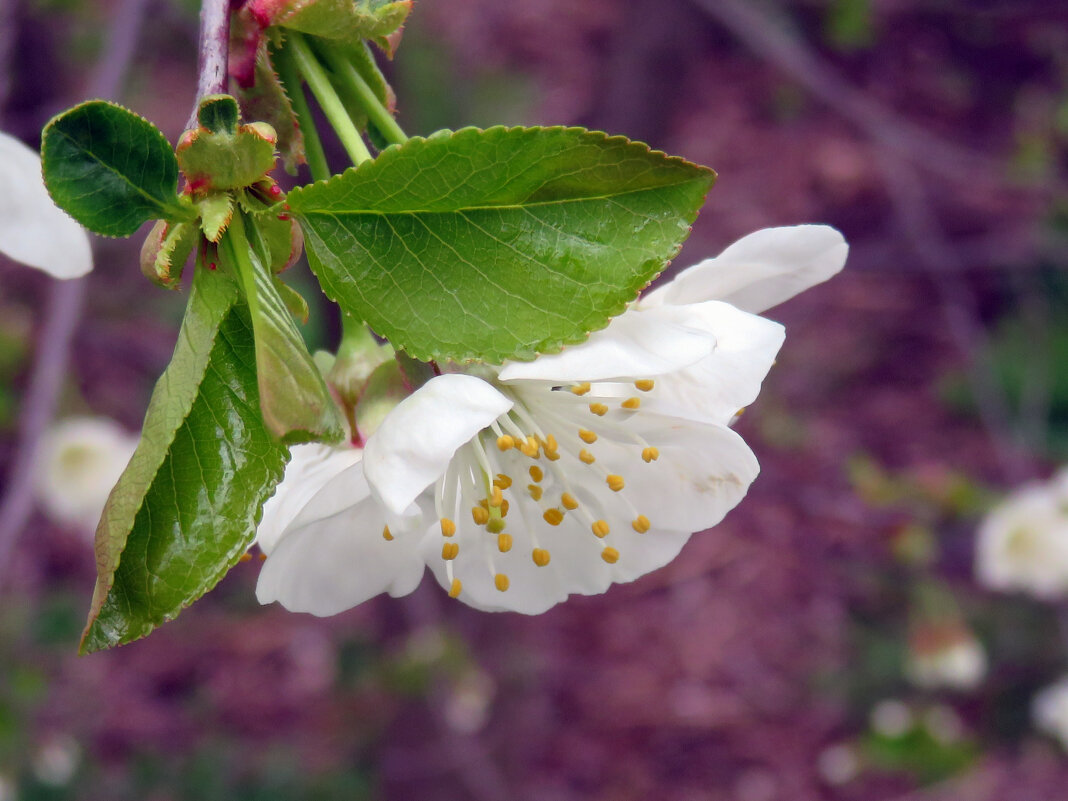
[257, 226, 847, 616]
[32, 416, 138, 532]
[870, 699, 914, 738]
[975, 469, 1068, 599]
[31, 735, 80, 786]
[905, 626, 987, 691]
[816, 743, 860, 786]
[0, 772, 15, 801]
[1032, 674, 1068, 750]
[0, 131, 92, 278]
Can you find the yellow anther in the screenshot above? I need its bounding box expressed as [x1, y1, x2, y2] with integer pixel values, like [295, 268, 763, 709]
[589, 402, 608, 416]
[528, 484, 544, 501]
[735, 407, 746, 418]
[632, 515, 651, 533]
[578, 428, 598, 444]
[440, 518, 456, 537]
[496, 435, 515, 451]
[441, 542, 459, 560]
[472, 506, 490, 525]
[520, 436, 541, 458]
[621, 397, 641, 410]
[489, 485, 504, 508]
[635, 379, 655, 392]
[601, 547, 620, 564]
[543, 434, 559, 453]
[642, 446, 660, 463]
[591, 520, 610, 538]
[571, 382, 591, 396]
[448, 578, 462, 598]
[382, 525, 393, 541]
[606, 474, 625, 492]
[495, 573, 510, 592]
[479, 498, 489, 510]
[497, 533, 513, 552]
[561, 492, 579, 510]
[494, 473, 513, 490]
[532, 548, 551, 567]
[543, 508, 564, 526]
[487, 518, 506, 534]
[579, 449, 596, 464]
[545, 449, 561, 461]
[500, 498, 510, 517]
[529, 465, 544, 482]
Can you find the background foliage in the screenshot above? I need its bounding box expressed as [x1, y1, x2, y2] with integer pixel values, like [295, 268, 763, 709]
[1, 0, 1067, 799]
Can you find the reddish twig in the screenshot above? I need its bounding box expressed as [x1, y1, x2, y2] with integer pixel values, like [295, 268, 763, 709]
[187, 0, 231, 127]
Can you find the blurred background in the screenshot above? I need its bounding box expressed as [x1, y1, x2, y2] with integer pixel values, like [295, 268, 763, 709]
[2, 0, 1068, 798]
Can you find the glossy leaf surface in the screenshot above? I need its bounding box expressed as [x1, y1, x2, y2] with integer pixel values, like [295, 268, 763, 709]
[82, 268, 288, 652]
[286, 126, 715, 362]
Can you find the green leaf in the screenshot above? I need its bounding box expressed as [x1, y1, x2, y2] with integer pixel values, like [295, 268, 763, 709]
[196, 192, 235, 242]
[263, 0, 411, 44]
[177, 118, 278, 192]
[140, 219, 197, 289]
[286, 126, 715, 363]
[223, 212, 345, 444]
[81, 268, 288, 653]
[42, 101, 194, 237]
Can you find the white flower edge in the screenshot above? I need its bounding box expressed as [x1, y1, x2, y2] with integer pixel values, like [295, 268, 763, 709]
[1033, 674, 1068, 751]
[0, 131, 92, 279]
[256, 449, 426, 616]
[32, 416, 138, 531]
[640, 225, 847, 315]
[975, 470, 1068, 599]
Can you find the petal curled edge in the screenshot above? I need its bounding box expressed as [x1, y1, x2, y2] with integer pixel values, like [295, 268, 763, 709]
[364, 373, 513, 515]
[498, 305, 716, 383]
[255, 464, 425, 616]
[635, 301, 785, 425]
[256, 444, 363, 555]
[0, 131, 92, 278]
[641, 225, 847, 314]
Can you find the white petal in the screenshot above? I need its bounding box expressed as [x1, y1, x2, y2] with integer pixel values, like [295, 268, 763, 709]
[641, 225, 847, 314]
[364, 373, 512, 515]
[256, 469, 425, 616]
[256, 443, 363, 555]
[498, 305, 715, 383]
[0, 131, 92, 279]
[635, 301, 784, 424]
[594, 419, 759, 533]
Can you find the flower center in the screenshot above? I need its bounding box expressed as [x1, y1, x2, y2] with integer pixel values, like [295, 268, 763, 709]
[432, 377, 662, 599]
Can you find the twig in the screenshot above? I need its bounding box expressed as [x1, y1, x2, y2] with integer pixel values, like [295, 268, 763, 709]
[0, 0, 151, 589]
[187, 0, 231, 128]
[690, 0, 1036, 483]
[690, 0, 1005, 186]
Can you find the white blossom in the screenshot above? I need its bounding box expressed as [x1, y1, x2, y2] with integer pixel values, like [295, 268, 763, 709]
[0, 131, 92, 278]
[258, 225, 848, 615]
[32, 416, 138, 532]
[975, 469, 1068, 599]
[905, 630, 987, 691]
[1033, 674, 1068, 751]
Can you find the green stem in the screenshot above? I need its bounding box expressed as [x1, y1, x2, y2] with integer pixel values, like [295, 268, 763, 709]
[288, 32, 372, 165]
[274, 42, 330, 182]
[219, 209, 260, 315]
[319, 44, 408, 146]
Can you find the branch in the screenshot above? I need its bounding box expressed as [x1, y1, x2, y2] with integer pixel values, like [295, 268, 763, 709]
[187, 0, 231, 127]
[0, 0, 151, 588]
[690, 0, 1005, 186]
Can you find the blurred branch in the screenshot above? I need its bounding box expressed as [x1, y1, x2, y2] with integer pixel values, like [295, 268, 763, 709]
[691, 0, 1038, 483]
[689, 0, 1005, 185]
[0, 0, 14, 119]
[0, 0, 150, 588]
[187, 0, 231, 127]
